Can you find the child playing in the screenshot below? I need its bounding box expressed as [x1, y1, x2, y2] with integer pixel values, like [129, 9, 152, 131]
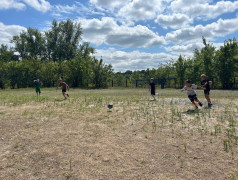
[34, 79, 41, 96]
[181, 80, 203, 109]
[149, 78, 156, 101]
[200, 74, 212, 107]
[56, 79, 69, 100]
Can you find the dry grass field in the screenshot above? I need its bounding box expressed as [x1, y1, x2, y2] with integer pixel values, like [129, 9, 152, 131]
[0, 88, 238, 180]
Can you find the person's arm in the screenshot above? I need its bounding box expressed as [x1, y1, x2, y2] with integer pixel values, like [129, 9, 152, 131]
[193, 84, 198, 89]
[201, 82, 207, 87]
[66, 83, 69, 91]
[198, 85, 206, 89]
[56, 83, 60, 91]
[181, 86, 186, 92]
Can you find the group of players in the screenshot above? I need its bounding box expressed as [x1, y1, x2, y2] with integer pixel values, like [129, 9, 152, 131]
[34, 74, 212, 108]
[149, 74, 212, 108]
[33, 79, 70, 100]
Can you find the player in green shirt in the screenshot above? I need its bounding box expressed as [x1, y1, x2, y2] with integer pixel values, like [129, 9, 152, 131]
[34, 79, 41, 96]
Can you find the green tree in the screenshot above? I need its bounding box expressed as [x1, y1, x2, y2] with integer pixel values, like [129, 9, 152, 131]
[11, 28, 46, 60]
[174, 55, 187, 88]
[91, 57, 113, 88]
[200, 37, 216, 79]
[215, 38, 238, 88]
[0, 44, 17, 62]
[78, 42, 95, 58]
[45, 19, 82, 62]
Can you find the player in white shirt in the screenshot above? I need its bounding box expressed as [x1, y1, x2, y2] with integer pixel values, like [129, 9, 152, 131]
[181, 80, 203, 109]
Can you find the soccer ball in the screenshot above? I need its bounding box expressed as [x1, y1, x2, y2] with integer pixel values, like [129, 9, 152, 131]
[108, 104, 113, 109]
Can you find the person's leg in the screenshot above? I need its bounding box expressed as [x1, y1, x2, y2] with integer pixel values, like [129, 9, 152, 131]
[205, 94, 212, 107]
[204, 90, 212, 106]
[192, 101, 198, 108]
[205, 94, 211, 103]
[152, 95, 156, 100]
[195, 97, 203, 106]
[151, 93, 156, 100]
[151, 89, 156, 100]
[62, 91, 67, 99]
[36, 89, 39, 96]
[189, 95, 198, 108]
[39, 89, 41, 96]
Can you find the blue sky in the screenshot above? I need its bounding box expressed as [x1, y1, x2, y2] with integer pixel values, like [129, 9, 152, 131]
[0, 0, 238, 71]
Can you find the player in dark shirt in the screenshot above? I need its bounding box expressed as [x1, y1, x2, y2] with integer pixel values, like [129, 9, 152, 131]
[149, 78, 156, 101]
[200, 74, 212, 107]
[34, 79, 41, 96]
[57, 79, 70, 99]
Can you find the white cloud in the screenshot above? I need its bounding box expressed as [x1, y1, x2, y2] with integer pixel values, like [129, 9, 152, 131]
[78, 17, 116, 45]
[118, 0, 164, 21]
[0, 0, 25, 10]
[94, 48, 177, 71]
[23, 0, 51, 13]
[165, 43, 204, 56]
[165, 41, 227, 57]
[89, 0, 128, 10]
[78, 17, 166, 48]
[0, 0, 51, 12]
[0, 22, 27, 46]
[105, 25, 166, 48]
[166, 17, 238, 43]
[155, 13, 193, 29]
[52, 2, 105, 19]
[170, 0, 238, 20]
[53, 4, 77, 14]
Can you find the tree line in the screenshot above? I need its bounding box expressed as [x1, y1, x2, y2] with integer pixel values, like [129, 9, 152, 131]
[0, 19, 237, 89]
[113, 37, 238, 89]
[0, 19, 113, 89]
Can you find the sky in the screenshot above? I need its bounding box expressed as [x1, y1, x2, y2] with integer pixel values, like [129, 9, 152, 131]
[0, 0, 238, 72]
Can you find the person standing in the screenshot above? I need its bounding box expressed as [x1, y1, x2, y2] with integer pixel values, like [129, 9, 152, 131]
[34, 79, 41, 96]
[149, 78, 156, 101]
[200, 74, 212, 107]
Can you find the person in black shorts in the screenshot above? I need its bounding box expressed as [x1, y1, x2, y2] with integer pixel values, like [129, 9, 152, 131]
[56, 79, 70, 100]
[149, 78, 156, 101]
[33, 79, 41, 96]
[200, 74, 212, 107]
[181, 80, 203, 109]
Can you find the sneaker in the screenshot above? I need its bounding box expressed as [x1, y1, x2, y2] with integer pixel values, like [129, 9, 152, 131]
[198, 102, 203, 107]
[67, 94, 69, 97]
[208, 103, 212, 107]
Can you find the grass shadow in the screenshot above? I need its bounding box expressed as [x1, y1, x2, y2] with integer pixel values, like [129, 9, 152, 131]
[182, 109, 200, 114]
[54, 99, 65, 102]
[203, 106, 212, 110]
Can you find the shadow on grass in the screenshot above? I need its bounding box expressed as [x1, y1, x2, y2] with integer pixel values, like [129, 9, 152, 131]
[136, 99, 156, 102]
[182, 109, 200, 114]
[54, 99, 65, 102]
[203, 106, 212, 110]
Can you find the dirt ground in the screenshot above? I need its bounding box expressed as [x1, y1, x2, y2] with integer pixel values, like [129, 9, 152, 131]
[0, 88, 238, 180]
